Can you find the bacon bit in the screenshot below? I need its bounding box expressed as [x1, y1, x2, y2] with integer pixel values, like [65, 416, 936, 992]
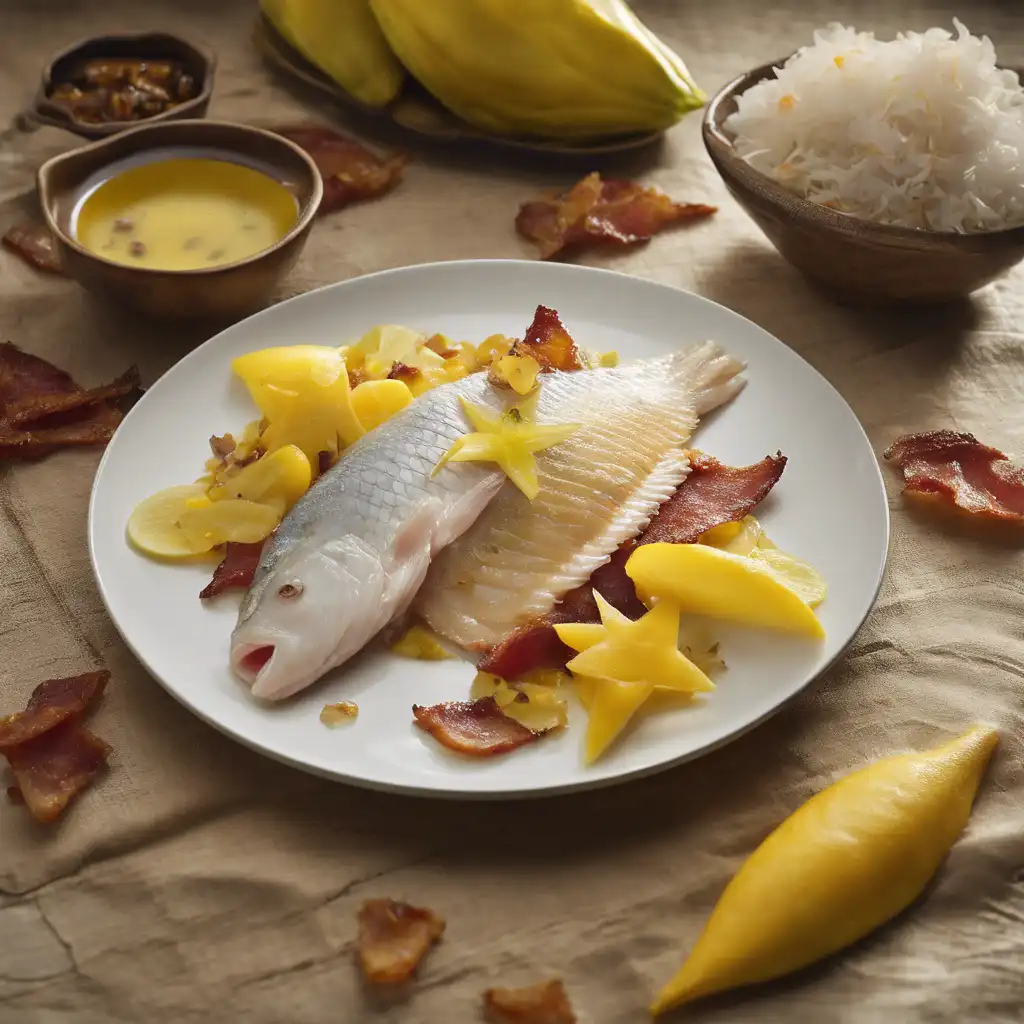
[199, 540, 266, 599]
[480, 453, 787, 679]
[484, 979, 577, 1023]
[0, 670, 112, 823]
[272, 124, 407, 214]
[387, 361, 421, 383]
[884, 430, 1024, 523]
[425, 334, 459, 360]
[356, 898, 446, 984]
[510, 305, 585, 372]
[317, 450, 337, 478]
[516, 172, 716, 260]
[209, 433, 236, 461]
[2, 222, 65, 274]
[412, 697, 542, 756]
[320, 701, 359, 726]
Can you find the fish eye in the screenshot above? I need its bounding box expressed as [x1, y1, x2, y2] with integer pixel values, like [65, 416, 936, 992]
[277, 582, 304, 599]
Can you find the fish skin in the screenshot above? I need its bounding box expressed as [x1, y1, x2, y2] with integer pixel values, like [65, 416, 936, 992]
[230, 372, 509, 700]
[416, 341, 745, 649]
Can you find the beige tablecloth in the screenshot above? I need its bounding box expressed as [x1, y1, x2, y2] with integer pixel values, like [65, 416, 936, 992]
[1, 1, 1023, 1021]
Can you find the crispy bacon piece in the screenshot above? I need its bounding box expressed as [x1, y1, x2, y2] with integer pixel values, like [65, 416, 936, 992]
[0, 671, 108, 748]
[0, 670, 111, 823]
[356, 898, 446, 984]
[516, 172, 717, 260]
[272, 124, 407, 214]
[510, 305, 585, 372]
[884, 430, 1024, 523]
[412, 697, 541, 756]
[0, 344, 140, 460]
[200, 540, 265, 599]
[2, 222, 65, 274]
[480, 453, 787, 679]
[209, 433, 236, 461]
[484, 979, 577, 1024]
[387, 361, 421, 383]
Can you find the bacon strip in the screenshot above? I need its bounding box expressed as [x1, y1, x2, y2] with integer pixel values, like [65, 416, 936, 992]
[412, 697, 541, 756]
[480, 453, 787, 679]
[356, 898, 446, 984]
[884, 430, 1024, 522]
[510, 305, 585, 372]
[484, 979, 578, 1023]
[516, 172, 716, 260]
[0, 670, 112, 823]
[2, 222, 65, 274]
[272, 124, 407, 214]
[200, 540, 266, 599]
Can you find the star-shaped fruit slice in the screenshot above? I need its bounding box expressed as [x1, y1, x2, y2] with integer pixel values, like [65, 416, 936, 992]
[433, 390, 579, 499]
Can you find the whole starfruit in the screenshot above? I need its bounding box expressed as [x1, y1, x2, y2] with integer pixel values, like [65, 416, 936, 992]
[367, 0, 705, 139]
[261, 0, 405, 107]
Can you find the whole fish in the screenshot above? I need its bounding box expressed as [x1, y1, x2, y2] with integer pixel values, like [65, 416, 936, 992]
[231, 342, 744, 700]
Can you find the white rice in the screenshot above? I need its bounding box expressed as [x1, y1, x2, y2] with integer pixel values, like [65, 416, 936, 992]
[724, 20, 1024, 232]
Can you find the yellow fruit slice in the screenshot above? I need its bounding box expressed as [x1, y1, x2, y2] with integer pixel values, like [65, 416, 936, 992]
[750, 546, 827, 608]
[652, 725, 999, 1014]
[232, 344, 346, 419]
[178, 499, 281, 550]
[351, 378, 414, 432]
[699, 515, 763, 555]
[127, 484, 212, 558]
[390, 623, 452, 660]
[582, 677, 654, 764]
[207, 445, 312, 514]
[492, 353, 541, 395]
[626, 543, 825, 639]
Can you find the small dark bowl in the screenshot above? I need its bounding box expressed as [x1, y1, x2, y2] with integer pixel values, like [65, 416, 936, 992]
[703, 60, 1024, 305]
[32, 31, 216, 140]
[38, 119, 323, 320]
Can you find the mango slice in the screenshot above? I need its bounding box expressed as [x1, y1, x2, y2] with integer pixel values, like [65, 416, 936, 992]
[470, 673, 568, 733]
[351, 378, 414, 432]
[492, 353, 541, 395]
[178, 499, 281, 550]
[652, 725, 999, 1014]
[627, 543, 825, 639]
[127, 483, 213, 557]
[207, 444, 311, 514]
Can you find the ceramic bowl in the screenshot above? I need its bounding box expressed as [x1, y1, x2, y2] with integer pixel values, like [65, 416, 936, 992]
[32, 31, 216, 140]
[702, 60, 1024, 305]
[38, 119, 323, 320]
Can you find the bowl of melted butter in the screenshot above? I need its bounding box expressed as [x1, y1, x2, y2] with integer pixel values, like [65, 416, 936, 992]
[39, 119, 323, 319]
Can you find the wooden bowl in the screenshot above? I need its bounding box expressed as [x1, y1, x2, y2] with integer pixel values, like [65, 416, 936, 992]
[703, 61, 1024, 305]
[38, 119, 323, 320]
[31, 31, 216, 140]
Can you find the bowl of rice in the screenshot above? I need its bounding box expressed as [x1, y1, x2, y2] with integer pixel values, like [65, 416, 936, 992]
[703, 21, 1024, 304]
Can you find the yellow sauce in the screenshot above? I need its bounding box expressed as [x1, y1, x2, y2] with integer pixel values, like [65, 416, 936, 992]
[75, 157, 298, 271]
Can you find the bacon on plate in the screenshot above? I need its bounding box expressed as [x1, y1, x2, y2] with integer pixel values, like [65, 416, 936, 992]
[483, 978, 578, 1023]
[2, 222, 65, 274]
[412, 696, 544, 757]
[516, 172, 716, 260]
[509, 305, 585, 372]
[480, 453, 787, 679]
[884, 429, 1024, 523]
[0, 670, 112, 823]
[200, 540, 266, 599]
[272, 124, 407, 214]
[356, 898, 446, 984]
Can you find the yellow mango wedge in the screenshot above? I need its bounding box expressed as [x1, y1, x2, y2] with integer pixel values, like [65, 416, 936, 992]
[178, 499, 282, 550]
[651, 725, 999, 1015]
[207, 444, 311, 514]
[351, 378, 413, 432]
[627, 543, 825, 639]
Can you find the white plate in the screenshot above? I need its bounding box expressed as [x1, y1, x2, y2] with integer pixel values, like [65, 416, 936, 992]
[89, 260, 889, 798]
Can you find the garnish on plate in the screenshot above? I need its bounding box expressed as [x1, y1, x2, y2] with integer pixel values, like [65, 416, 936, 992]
[651, 725, 998, 1013]
[390, 624, 453, 661]
[356, 898, 445, 984]
[516, 172, 716, 260]
[484, 978, 578, 1023]
[0, 670, 112, 823]
[433, 390, 581, 501]
[320, 701, 358, 726]
[884, 429, 1024, 524]
[412, 696, 552, 757]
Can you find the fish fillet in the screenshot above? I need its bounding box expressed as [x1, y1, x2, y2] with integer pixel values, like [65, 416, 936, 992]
[416, 341, 745, 648]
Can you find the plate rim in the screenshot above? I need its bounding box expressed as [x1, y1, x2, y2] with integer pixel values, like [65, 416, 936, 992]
[88, 258, 890, 800]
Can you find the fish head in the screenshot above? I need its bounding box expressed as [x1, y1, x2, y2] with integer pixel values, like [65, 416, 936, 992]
[230, 532, 386, 701]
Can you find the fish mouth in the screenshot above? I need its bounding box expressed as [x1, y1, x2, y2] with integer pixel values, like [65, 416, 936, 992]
[233, 643, 275, 685]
